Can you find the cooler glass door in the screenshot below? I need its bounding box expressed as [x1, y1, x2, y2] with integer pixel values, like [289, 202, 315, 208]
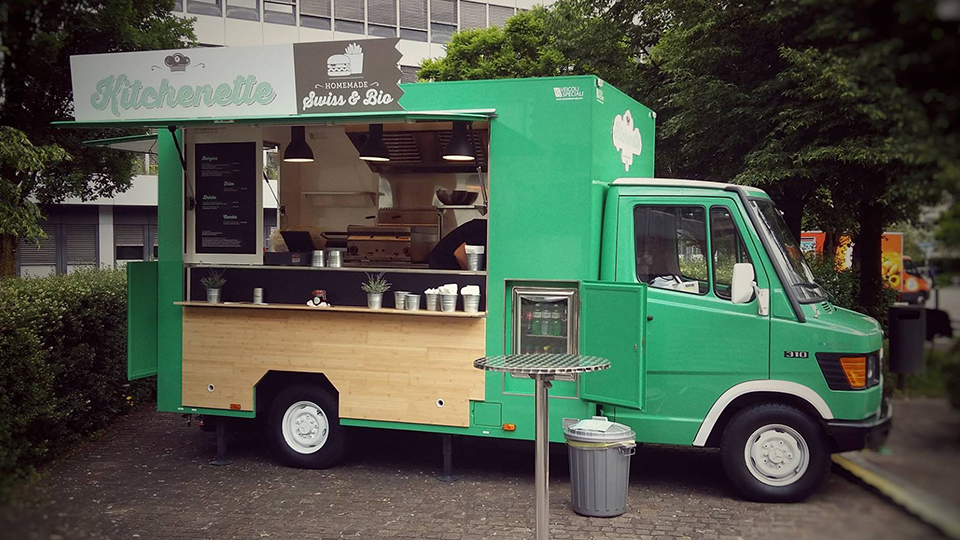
[512, 288, 578, 355]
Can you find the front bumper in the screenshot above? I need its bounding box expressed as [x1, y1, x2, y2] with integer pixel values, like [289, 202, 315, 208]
[825, 398, 893, 453]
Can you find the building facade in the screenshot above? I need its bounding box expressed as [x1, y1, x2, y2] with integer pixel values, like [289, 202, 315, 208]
[17, 0, 538, 277]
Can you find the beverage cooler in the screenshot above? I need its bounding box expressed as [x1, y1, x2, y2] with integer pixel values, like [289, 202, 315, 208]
[512, 288, 579, 355]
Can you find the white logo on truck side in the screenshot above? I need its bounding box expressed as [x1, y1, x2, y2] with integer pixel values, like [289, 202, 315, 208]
[612, 110, 642, 171]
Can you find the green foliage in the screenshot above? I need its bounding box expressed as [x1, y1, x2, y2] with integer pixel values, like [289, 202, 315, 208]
[423, 0, 960, 316]
[806, 253, 897, 320]
[0, 268, 154, 500]
[360, 272, 391, 294]
[0, 0, 195, 274]
[200, 269, 227, 289]
[936, 202, 960, 252]
[419, 8, 567, 81]
[0, 127, 70, 242]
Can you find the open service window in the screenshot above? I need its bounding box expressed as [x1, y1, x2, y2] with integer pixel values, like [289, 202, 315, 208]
[185, 126, 264, 265]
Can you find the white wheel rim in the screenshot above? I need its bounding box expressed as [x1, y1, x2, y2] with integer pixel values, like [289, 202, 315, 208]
[281, 400, 330, 454]
[744, 423, 809, 487]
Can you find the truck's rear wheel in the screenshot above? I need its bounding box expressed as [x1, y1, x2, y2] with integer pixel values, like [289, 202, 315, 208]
[720, 404, 829, 502]
[267, 384, 346, 469]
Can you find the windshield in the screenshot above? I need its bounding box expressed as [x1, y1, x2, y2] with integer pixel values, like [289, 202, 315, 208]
[751, 200, 827, 302]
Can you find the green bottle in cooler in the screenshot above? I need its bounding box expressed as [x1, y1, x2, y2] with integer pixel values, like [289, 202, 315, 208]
[531, 302, 542, 336]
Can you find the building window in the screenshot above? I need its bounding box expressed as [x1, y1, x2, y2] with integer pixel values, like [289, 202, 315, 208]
[187, 0, 223, 16]
[400, 0, 427, 41]
[430, 0, 456, 43]
[65, 224, 98, 271]
[460, 0, 485, 29]
[488, 4, 514, 26]
[18, 222, 98, 276]
[265, 0, 296, 25]
[173, 0, 184, 11]
[335, 0, 365, 33]
[400, 65, 419, 83]
[227, 0, 259, 20]
[301, 0, 332, 28]
[368, 0, 397, 36]
[18, 229, 57, 277]
[115, 224, 148, 262]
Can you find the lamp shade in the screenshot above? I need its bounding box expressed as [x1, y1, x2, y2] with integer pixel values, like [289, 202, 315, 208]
[283, 126, 314, 162]
[443, 121, 476, 162]
[359, 124, 390, 162]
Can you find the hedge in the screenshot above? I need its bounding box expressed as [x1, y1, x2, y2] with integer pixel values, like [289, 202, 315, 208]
[0, 268, 154, 500]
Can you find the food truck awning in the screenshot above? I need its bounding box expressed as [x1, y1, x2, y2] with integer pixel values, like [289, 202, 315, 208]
[54, 109, 497, 130]
[82, 133, 159, 153]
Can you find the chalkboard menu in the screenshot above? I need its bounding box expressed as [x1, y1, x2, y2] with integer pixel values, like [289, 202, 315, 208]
[195, 142, 257, 254]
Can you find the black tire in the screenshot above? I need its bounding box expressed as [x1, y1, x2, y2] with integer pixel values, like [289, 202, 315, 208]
[267, 384, 347, 469]
[720, 403, 830, 503]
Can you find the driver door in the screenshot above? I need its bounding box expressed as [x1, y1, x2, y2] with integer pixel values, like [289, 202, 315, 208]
[615, 196, 771, 436]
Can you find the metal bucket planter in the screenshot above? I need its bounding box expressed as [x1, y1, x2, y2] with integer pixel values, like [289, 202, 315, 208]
[206, 288, 222, 304]
[367, 293, 383, 309]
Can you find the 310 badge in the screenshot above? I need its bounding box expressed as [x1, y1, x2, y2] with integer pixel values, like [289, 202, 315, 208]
[784, 351, 809, 358]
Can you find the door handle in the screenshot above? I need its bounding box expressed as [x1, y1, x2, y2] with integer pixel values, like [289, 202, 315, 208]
[646, 315, 653, 322]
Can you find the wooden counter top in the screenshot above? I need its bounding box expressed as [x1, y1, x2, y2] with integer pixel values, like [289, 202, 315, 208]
[174, 301, 487, 318]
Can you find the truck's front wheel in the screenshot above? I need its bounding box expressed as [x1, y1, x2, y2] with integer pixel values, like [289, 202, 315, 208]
[267, 384, 347, 469]
[720, 404, 830, 503]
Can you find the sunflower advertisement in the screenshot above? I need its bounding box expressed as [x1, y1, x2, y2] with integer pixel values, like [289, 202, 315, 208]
[800, 231, 905, 292]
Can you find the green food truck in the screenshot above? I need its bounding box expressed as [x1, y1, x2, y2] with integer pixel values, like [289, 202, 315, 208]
[62, 39, 890, 503]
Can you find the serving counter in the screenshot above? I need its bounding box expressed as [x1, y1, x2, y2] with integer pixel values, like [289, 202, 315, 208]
[177, 290, 487, 428]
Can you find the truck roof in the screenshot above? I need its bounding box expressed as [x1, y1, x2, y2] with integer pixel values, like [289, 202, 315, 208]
[612, 178, 770, 198]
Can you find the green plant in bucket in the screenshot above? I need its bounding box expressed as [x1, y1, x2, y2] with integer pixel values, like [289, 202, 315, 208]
[200, 270, 227, 289]
[361, 272, 391, 294]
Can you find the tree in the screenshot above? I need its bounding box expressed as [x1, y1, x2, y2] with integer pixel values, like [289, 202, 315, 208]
[0, 128, 69, 277]
[0, 0, 195, 278]
[419, 8, 568, 81]
[420, 0, 960, 315]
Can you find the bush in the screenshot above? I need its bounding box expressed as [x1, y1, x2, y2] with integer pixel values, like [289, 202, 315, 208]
[0, 268, 154, 499]
[806, 254, 898, 327]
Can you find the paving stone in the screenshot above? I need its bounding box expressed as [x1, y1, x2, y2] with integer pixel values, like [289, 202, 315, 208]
[0, 408, 943, 540]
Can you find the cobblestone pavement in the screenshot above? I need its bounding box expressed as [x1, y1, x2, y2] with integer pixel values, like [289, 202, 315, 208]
[860, 398, 960, 508]
[0, 408, 941, 540]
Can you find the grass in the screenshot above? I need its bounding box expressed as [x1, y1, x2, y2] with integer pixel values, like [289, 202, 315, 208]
[882, 339, 959, 399]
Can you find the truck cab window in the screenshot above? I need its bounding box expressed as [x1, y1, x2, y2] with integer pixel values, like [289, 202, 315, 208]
[634, 205, 708, 295]
[710, 206, 752, 300]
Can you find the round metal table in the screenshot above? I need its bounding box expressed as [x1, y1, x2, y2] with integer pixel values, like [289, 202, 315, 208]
[474, 354, 610, 540]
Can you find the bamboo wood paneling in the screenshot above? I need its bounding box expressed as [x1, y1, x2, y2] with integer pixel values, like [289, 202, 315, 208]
[181, 306, 486, 427]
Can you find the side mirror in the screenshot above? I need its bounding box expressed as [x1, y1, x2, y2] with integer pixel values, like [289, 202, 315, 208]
[731, 263, 756, 304]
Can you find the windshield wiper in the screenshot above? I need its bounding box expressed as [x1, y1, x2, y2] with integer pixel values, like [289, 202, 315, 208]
[793, 282, 823, 290]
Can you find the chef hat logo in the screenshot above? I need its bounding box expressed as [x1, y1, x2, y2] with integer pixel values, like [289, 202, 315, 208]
[164, 53, 191, 72]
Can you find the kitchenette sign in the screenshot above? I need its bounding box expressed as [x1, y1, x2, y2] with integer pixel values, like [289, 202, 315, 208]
[69, 39, 404, 122]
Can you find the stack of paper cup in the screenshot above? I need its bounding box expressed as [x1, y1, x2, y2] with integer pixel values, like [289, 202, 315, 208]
[465, 245, 485, 271]
[438, 283, 459, 312]
[461, 285, 481, 313]
[311, 250, 325, 267]
[424, 288, 440, 311]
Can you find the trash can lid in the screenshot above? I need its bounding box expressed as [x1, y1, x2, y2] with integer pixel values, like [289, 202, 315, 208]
[563, 416, 636, 443]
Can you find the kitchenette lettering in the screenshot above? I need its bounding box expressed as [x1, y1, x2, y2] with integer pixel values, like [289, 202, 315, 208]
[90, 74, 277, 117]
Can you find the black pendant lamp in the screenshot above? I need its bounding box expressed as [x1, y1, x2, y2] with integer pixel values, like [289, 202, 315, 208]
[359, 124, 390, 162]
[443, 121, 476, 162]
[283, 126, 314, 163]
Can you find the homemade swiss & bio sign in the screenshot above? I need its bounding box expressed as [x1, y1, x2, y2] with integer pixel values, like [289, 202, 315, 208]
[69, 39, 404, 122]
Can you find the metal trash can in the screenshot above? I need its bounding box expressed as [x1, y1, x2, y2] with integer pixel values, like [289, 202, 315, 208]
[888, 304, 927, 374]
[563, 416, 636, 517]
